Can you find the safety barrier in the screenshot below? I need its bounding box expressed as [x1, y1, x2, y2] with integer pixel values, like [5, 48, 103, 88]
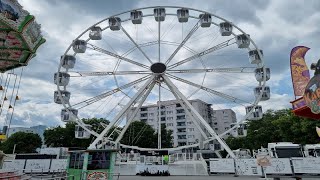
[209, 157, 320, 176]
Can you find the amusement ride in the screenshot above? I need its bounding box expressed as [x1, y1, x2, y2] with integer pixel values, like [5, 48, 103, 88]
[55, 6, 270, 158]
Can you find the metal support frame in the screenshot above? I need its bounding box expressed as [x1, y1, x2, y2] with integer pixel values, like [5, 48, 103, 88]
[162, 75, 235, 158]
[168, 84, 208, 140]
[115, 81, 156, 143]
[88, 75, 155, 149]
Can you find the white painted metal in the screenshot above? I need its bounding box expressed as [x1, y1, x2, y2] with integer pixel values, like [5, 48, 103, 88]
[60, 55, 76, 69]
[54, 72, 70, 86]
[57, 6, 267, 153]
[219, 22, 233, 36]
[131, 10, 143, 24]
[115, 81, 156, 143]
[199, 14, 211, 27]
[88, 76, 155, 149]
[109, 17, 121, 31]
[245, 105, 263, 120]
[165, 19, 201, 65]
[255, 67, 270, 82]
[54, 90, 70, 104]
[177, 8, 189, 23]
[163, 75, 235, 158]
[73, 39, 87, 53]
[154, 8, 166, 22]
[89, 26, 102, 40]
[61, 108, 78, 122]
[254, 86, 270, 101]
[75, 124, 91, 139]
[210, 159, 235, 173]
[249, 49, 263, 64]
[236, 34, 250, 48]
[235, 159, 262, 176]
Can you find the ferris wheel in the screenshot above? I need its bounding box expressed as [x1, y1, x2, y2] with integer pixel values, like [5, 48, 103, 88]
[54, 6, 270, 157]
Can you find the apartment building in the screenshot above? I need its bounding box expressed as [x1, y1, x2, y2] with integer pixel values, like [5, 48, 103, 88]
[127, 99, 237, 148]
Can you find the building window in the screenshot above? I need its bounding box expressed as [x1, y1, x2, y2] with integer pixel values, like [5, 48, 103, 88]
[188, 135, 195, 138]
[177, 115, 185, 120]
[188, 128, 194, 132]
[167, 117, 173, 121]
[149, 113, 154, 116]
[187, 121, 192, 125]
[176, 109, 185, 114]
[167, 123, 173, 126]
[167, 111, 173, 114]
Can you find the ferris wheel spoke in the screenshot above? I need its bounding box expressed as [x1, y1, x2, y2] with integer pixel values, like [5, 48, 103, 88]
[167, 73, 247, 104]
[68, 70, 151, 77]
[166, 67, 255, 74]
[167, 38, 236, 69]
[87, 43, 149, 69]
[72, 75, 151, 109]
[120, 24, 154, 64]
[165, 20, 201, 65]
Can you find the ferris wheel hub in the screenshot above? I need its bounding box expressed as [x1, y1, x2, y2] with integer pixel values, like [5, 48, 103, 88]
[151, 62, 166, 74]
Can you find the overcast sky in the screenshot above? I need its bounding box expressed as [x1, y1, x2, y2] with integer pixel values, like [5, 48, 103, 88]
[2, 0, 320, 128]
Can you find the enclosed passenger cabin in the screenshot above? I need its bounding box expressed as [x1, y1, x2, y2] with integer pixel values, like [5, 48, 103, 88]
[154, 8, 166, 22]
[89, 26, 102, 40]
[61, 108, 78, 122]
[131, 10, 143, 24]
[231, 122, 248, 137]
[245, 105, 263, 120]
[75, 125, 91, 139]
[255, 67, 270, 82]
[304, 144, 320, 157]
[219, 22, 233, 36]
[67, 149, 118, 180]
[199, 13, 211, 27]
[109, 17, 121, 31]
[73, 40, 87, 53]
[61, 55, 76, 69]
[268, 142, 304, 158]
[254, 86, 270, 101]
[249, 49, 263, 64]
[54, 72, 70, 86]
[177, 8, 189, 23]
[236, 34, 250, 48]
[54, 90, 71, 104]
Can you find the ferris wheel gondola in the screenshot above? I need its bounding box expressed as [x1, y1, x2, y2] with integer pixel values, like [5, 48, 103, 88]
[56, 6, 270, 158]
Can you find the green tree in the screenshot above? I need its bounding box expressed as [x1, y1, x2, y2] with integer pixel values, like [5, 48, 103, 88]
[226, 109, 320, 151]
[0, 132, 42, 153]
[121, 121, 158, 148]
[44, 118, 109, 148]
[160, 124, 173, 148]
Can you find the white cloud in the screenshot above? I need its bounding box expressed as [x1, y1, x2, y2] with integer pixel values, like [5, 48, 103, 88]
[2, 0, 318, 133]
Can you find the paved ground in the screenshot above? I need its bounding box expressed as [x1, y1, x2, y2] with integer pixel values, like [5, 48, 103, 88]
[116, 176, 320, 180]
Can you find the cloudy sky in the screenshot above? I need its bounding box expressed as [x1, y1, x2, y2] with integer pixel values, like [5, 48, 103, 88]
[1, 0, 320, 129]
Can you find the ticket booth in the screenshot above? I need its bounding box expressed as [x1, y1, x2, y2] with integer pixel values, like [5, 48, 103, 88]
[67, 149, 118, 180]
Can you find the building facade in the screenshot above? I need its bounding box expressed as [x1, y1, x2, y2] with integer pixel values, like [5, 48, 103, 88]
[127, 99, 237, 148]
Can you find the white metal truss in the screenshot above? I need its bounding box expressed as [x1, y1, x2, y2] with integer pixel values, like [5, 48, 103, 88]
[56, 6, 267, 157]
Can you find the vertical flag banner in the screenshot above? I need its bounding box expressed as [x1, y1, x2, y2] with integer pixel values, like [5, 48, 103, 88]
[290, 46, 310, 96]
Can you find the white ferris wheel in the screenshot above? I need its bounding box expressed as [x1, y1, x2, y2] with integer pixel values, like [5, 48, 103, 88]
[54, 6, 270, 158]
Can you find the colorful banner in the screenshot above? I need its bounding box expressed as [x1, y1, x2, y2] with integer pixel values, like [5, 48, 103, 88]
[290, 46, 310, 96]
[303, 74, 320, 114]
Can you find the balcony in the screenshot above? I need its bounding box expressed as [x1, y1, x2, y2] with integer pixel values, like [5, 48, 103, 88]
[176, 131, 187, 135]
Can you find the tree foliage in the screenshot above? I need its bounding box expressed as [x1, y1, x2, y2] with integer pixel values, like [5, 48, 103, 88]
[0, 132, 42, 154]
[44, 118, 109, 148]
[44, 118, 173, 149]
[225, 109, 320, 150]
[120, 122, 173, 148]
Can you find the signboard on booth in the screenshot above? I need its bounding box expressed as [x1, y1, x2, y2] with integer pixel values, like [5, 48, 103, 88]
[235, 159, 262, 176]
[292, 157, 320, 174]
[209, 158, 235, 173]
[264, 158, 292, 175]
